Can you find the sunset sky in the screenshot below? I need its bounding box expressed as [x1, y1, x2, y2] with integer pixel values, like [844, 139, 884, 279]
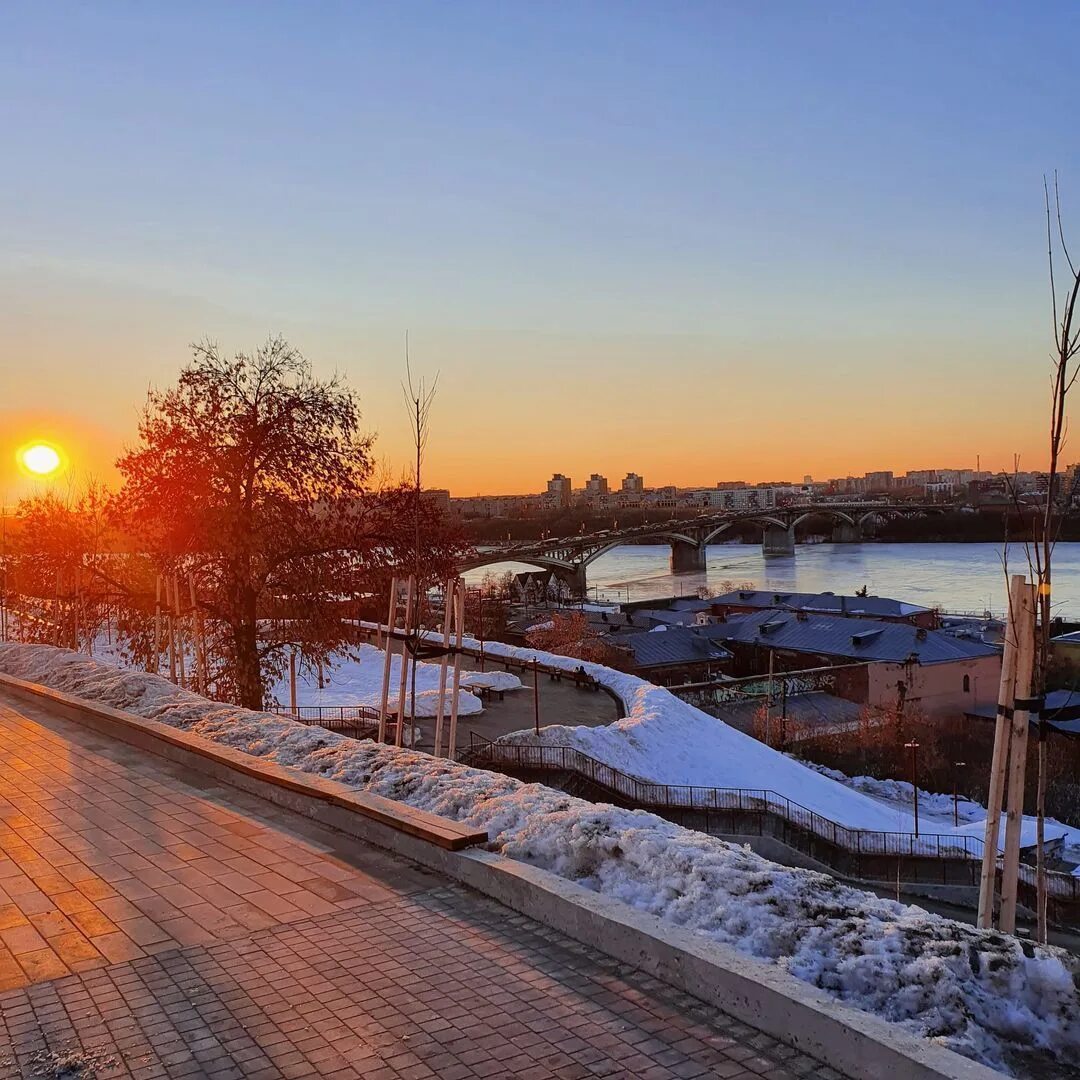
[3, 2, 1079, 500]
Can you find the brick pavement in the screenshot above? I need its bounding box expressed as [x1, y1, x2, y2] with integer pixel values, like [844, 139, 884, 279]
[0, 692, 846, 1079]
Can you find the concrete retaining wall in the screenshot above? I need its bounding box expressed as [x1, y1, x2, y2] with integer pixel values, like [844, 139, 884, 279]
[0, 672, 1001, 1080]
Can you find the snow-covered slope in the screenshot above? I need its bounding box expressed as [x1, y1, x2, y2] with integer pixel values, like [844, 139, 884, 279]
[1, 642, 1078, 1074]
[461, 636, 926, 833]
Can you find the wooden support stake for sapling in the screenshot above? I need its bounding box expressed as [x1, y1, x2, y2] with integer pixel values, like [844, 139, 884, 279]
[433, 577, 454, 758]
[73, 566, 81, 653]
[188, 575, 205, 695]
[289, 649, 298, 716]
[377, 576, 398, 744]
[166, 577, 177, 684]
[447, 580, 465, 761]
[153, 575, 162, 674]
[395, 575, 415, 748]
[173, 575, 186, 687]
[1000, 579, 1038, 934]
[978, 574, 1024, 928]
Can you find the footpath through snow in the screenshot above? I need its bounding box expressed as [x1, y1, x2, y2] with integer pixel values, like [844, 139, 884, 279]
[1, 643, 1079, 1075]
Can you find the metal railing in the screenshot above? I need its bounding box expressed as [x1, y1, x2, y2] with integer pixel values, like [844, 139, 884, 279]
[465, 735, 1080, 904]
[266, 704, 385, 739]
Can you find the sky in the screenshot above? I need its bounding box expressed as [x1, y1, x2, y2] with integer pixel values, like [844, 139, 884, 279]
[2, 2, 1080, 500]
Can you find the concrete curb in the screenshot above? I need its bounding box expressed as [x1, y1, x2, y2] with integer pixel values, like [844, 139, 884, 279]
[0, 671, 1003, 1080]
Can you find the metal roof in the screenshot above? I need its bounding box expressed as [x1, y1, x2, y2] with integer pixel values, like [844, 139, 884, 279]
[710, 590, 931, 618]
[702, 610, 998, 665]
[619, 627, 733, 669]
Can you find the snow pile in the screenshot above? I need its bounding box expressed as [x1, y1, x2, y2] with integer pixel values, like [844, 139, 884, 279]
[269, 643, 482, 718]
[460, 670, 523, 692]
[2, 642, 1080, 1073]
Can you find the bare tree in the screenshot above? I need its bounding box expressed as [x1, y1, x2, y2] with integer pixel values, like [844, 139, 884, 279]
[1029, 175, 1080, 941]
[402, 336, 440, 717]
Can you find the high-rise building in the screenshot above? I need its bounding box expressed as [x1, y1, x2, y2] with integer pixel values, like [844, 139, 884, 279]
[863, 471, 894, 492]
[621, 472, 645, 493]
[546, 473, 572, 507]
[584, 473, 609, 496]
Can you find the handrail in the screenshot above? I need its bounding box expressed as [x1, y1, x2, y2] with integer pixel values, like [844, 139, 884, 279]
[265, 703, 386, 739]
[466, 735, 1080, 902]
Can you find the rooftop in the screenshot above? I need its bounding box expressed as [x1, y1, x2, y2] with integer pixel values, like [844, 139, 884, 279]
[617, 626, 733, 669]
[710, 589, 932, 619]
[702, 609, 999, 665]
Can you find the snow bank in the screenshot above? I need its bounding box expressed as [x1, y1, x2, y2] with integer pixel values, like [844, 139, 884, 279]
[269, 644, 483, 718]
[2, 642, 1079, 1073]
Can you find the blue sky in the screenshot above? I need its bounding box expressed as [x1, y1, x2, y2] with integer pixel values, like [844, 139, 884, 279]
[2, 2, 1078, 495]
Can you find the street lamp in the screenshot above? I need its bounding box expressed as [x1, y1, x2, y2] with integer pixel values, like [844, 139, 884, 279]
[953, 761, 967, 827]
[477, 592, 485, 672]
[904, 740, 920, 837]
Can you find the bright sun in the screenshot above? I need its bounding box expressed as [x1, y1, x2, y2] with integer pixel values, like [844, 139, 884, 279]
[19, 442, 63, 477]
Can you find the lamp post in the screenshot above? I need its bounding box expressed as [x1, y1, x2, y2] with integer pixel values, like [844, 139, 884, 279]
[478, 592, 485, 672]
[953, 761, 967, 827]
[905, 740, 920, 837]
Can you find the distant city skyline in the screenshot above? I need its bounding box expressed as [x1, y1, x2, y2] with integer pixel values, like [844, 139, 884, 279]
[3, 4, 1080, 499]
[442, 463, 1021, 500]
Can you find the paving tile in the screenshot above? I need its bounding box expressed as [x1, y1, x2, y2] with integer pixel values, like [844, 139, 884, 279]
[0, 693, 843, 1080]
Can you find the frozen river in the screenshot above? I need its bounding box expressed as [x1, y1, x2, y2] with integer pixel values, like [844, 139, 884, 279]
[466, 541, 1080, 617]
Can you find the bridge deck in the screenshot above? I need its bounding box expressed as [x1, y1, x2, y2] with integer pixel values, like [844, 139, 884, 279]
[0, 692, 837, 1079]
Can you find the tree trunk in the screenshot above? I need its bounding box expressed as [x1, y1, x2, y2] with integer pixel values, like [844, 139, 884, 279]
[234, 589, 262, 710]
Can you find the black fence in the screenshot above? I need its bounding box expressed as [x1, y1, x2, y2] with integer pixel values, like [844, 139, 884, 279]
[266, 704, 385, 740]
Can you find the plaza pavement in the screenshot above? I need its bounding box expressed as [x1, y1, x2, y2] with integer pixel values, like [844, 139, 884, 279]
[0, 693, 844, 1080]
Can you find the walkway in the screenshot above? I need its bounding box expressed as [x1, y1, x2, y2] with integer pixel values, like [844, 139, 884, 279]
[372, 642, 621, 752]
[0, 692, 842, 1079]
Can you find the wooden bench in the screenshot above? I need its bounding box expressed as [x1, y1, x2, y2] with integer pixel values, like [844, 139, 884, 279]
[572, 672, 601, 692]
[474, 684, 505, 703]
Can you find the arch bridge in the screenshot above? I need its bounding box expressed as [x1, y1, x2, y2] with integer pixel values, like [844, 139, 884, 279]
[460, 503, 948, 596]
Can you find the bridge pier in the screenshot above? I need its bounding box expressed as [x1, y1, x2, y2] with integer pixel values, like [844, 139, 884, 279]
[762, 524, 795, 557]
[552, 563, 587, 598]
[670, 540, 706, 574]
[831, 522, 861, 543]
